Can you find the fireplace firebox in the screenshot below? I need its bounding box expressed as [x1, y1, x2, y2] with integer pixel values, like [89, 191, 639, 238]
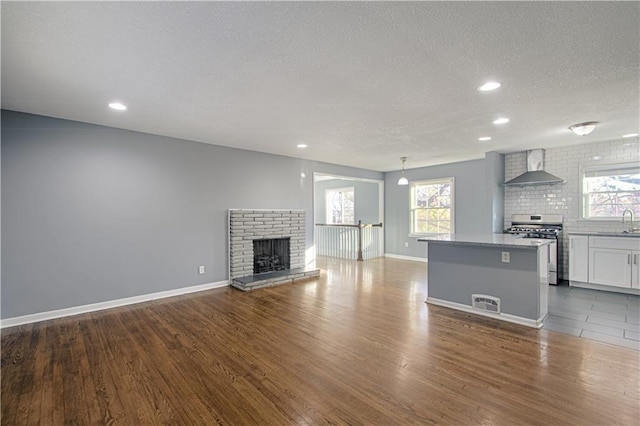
[228, 209, 319, 291]
[253, 238, 290, 274]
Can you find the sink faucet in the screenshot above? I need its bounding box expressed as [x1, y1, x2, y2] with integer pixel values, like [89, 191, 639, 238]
[622, 209, 635, 232]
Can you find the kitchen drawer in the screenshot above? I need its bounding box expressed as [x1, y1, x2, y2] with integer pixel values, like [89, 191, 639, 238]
[589, 236, 640, 251]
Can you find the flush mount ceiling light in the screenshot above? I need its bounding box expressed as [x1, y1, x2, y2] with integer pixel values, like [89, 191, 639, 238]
[296, 143, 308, 149]
[398, 157, 409, 186]
[108, 102, 127, 111]
[493, 117, 509, 125]
[568, 121, 598, 136]
[478, 81, 501, 92]
[478, 136, 492, 141]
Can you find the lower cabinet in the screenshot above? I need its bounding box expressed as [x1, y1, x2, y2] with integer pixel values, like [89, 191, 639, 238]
[633, 251, 640, 289]
[574, 236, 640, 291]
[569, 235, 589, 282]
[589, 247, 633, 288]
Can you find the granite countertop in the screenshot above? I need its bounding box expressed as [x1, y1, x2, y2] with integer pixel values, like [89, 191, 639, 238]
[569, 231, 640, 238]
[417, 233, 553, 248]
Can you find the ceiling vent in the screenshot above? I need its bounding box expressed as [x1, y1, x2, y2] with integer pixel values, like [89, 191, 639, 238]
[504, 149, 563, 186]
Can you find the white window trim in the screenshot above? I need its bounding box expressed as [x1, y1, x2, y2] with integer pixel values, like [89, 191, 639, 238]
[579, 160, 640, 220]
[325, 186, 355, 225]
[409, 177, 455, 236]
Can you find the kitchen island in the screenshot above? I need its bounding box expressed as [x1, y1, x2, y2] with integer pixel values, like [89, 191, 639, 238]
[418, 234, 552, 328]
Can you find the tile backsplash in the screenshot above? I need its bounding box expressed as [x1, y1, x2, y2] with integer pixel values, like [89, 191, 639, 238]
[504, 138, 639, 280]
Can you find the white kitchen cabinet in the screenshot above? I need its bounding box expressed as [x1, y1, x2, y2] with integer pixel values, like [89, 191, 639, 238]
[569, 235, 589, 282]
[587, 236, 640, 289]
[589, 247, 632, 288]
[633, 251, 640, 289]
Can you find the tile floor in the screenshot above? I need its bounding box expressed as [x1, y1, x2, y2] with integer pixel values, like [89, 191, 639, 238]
[544, 282, 640, 351]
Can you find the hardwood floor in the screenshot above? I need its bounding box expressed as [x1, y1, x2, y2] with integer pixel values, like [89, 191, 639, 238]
[2, 256, 639, 425]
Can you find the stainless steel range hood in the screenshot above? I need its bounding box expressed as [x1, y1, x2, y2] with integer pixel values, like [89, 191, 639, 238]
[504, 149, 563, 186]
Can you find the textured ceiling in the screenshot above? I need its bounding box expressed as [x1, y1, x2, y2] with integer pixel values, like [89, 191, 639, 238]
[2, 2, 639, 172]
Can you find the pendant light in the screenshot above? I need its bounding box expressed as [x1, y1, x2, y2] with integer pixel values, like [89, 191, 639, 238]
[398, 157, 408, 186]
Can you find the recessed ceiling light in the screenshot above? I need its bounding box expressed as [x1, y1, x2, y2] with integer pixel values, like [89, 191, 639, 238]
[478, 137, 492, 141]
[478, 81, 501, 92]
[108, 102, 127, 111]
[493, 117, 509, 125]
[592, 156, 602, 160]
[296, 144, 308, 149]
[622, 133, 639, 138]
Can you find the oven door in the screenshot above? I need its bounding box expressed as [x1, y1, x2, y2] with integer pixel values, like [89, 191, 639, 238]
[547, 240, 558, 285]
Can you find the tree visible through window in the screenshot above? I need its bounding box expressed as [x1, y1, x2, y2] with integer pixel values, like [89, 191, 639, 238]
[582, 163, 640, 219]
[325, 187, 355, 224]
[410, 178, 454, 234]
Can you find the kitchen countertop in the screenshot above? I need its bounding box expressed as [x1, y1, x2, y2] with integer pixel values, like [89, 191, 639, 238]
[417, 233, 554, 248]
[569, 231, 640, 238]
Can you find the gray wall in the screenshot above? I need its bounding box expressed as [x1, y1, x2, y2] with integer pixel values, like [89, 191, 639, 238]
[314, 179, 380, 224]
[427, 242, 541, 320]
[1, 110, 382, 318]
[484, 151, 505, 233]
[384, 158, 494, 258]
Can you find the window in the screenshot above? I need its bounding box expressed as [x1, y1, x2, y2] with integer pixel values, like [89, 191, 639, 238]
[325, 187, 355, 224]
[581, 162, 640, 219]
[410, 177, 454, 234]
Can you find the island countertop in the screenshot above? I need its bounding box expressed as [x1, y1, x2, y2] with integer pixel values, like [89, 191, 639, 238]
[417, 233, 554, 249]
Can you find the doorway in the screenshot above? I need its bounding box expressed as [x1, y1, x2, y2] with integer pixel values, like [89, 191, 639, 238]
[313, 173, 385, 260]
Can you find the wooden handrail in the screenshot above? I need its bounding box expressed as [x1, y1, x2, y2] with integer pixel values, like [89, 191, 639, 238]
[315, 221, 383, 228]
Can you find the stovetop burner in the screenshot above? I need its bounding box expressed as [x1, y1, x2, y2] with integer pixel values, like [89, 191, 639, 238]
[505, 214, 563, 239]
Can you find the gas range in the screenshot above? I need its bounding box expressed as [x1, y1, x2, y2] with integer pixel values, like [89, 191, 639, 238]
[505, 214, 563, 285]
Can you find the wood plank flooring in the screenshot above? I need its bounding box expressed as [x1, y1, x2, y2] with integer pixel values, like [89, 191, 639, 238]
[2, 256, 639, 425]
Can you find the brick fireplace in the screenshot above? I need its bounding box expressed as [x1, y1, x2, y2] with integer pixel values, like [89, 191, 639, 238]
[228, 209, 319, 290]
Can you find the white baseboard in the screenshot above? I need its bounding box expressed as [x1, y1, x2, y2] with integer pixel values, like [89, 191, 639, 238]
[426, 297, 544, 329]
[1, 280, 229, 329]
[569, 280, 640, 296]
[384, 253, 427, 263]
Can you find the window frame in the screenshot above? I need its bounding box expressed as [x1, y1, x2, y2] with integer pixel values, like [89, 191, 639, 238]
[579, 161, 640, 221]
[325, 186, 355, 225]
[409, 177, 455, 236]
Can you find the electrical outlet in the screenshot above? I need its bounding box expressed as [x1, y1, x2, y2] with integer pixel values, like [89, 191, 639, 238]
[404, 242, 409, 248]
[501, 252, 510, 263]
[198, 265, 205, 275]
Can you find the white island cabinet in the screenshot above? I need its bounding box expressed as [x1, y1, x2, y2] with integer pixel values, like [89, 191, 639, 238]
[418, 234, 551, 329]
[569, 234, 640, 294]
